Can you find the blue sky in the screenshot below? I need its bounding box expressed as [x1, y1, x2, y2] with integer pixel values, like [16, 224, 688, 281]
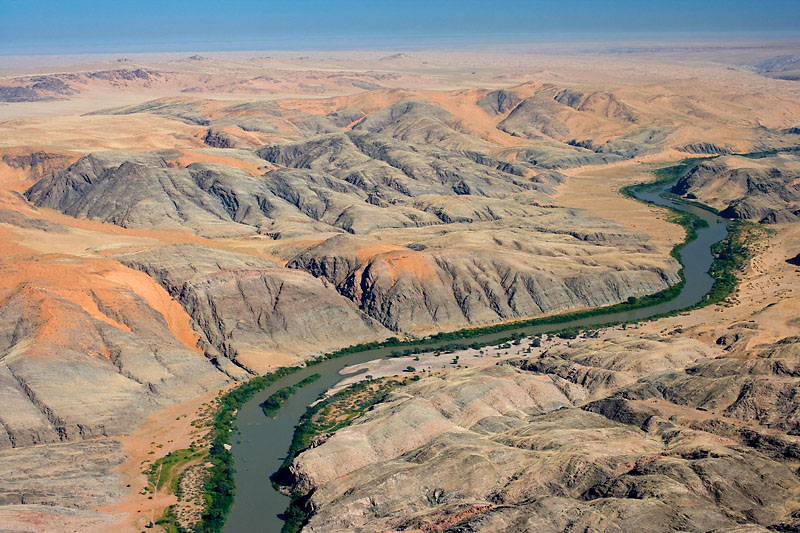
[1, 0, 799, 55]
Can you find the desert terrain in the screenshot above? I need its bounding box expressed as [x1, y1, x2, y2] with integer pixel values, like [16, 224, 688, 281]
[0, 41, 799, 532]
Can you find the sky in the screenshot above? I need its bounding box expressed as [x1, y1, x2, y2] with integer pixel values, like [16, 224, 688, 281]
[1, 0, 799, 55]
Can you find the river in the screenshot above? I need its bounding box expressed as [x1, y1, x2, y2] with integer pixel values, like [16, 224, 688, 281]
[224, 181, 730, 532]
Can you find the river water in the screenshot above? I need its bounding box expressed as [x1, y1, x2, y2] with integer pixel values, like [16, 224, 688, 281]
[224, 183, 729, 532]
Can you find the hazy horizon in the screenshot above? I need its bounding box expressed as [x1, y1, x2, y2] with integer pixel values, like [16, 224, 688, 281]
[2, 0, 799, 56]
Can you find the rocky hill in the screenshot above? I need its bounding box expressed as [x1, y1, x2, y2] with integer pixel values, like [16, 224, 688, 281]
[0, 242, 231, 450]
[289, 334, 800, 532]
[25, 152, 677, 339]
[117, 244, 388, 373]
[749, 54, 800, 81]
[672, 152, 800, 223]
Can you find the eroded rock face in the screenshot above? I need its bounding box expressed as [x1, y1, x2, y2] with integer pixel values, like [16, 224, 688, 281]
[289, 336, 800, 532]
[289, 232, 678, 334]
[514, 336, 714, 393]
[603, 336, 800, 436]
[117, 244, 389, 372]
[0, 255, 230, 450]
[24, 129, 557, 239]
[671, 153, 800, 223]
[477, 88, 524, 116]
[290, 364, 583, 494]
[25, 152, 295, 238]
[493, 86, 665, 165]
[351, 100, 489, 151]
[203, 128, 251, 149]
[679, 142, 733, 155]
[0, 150, 75, 181]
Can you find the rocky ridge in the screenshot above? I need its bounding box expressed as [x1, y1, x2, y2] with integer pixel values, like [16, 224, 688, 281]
[672, 152, 800, 223]
[24, 115, 679, 338]
[0, 251, 231, 450]
[117, 244, 388, 373]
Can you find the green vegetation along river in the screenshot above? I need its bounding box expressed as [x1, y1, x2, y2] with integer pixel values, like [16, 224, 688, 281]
[221, 174, 730, 532]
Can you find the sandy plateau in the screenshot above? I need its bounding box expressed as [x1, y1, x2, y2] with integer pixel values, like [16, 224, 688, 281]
[0, 42, 799, 531]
